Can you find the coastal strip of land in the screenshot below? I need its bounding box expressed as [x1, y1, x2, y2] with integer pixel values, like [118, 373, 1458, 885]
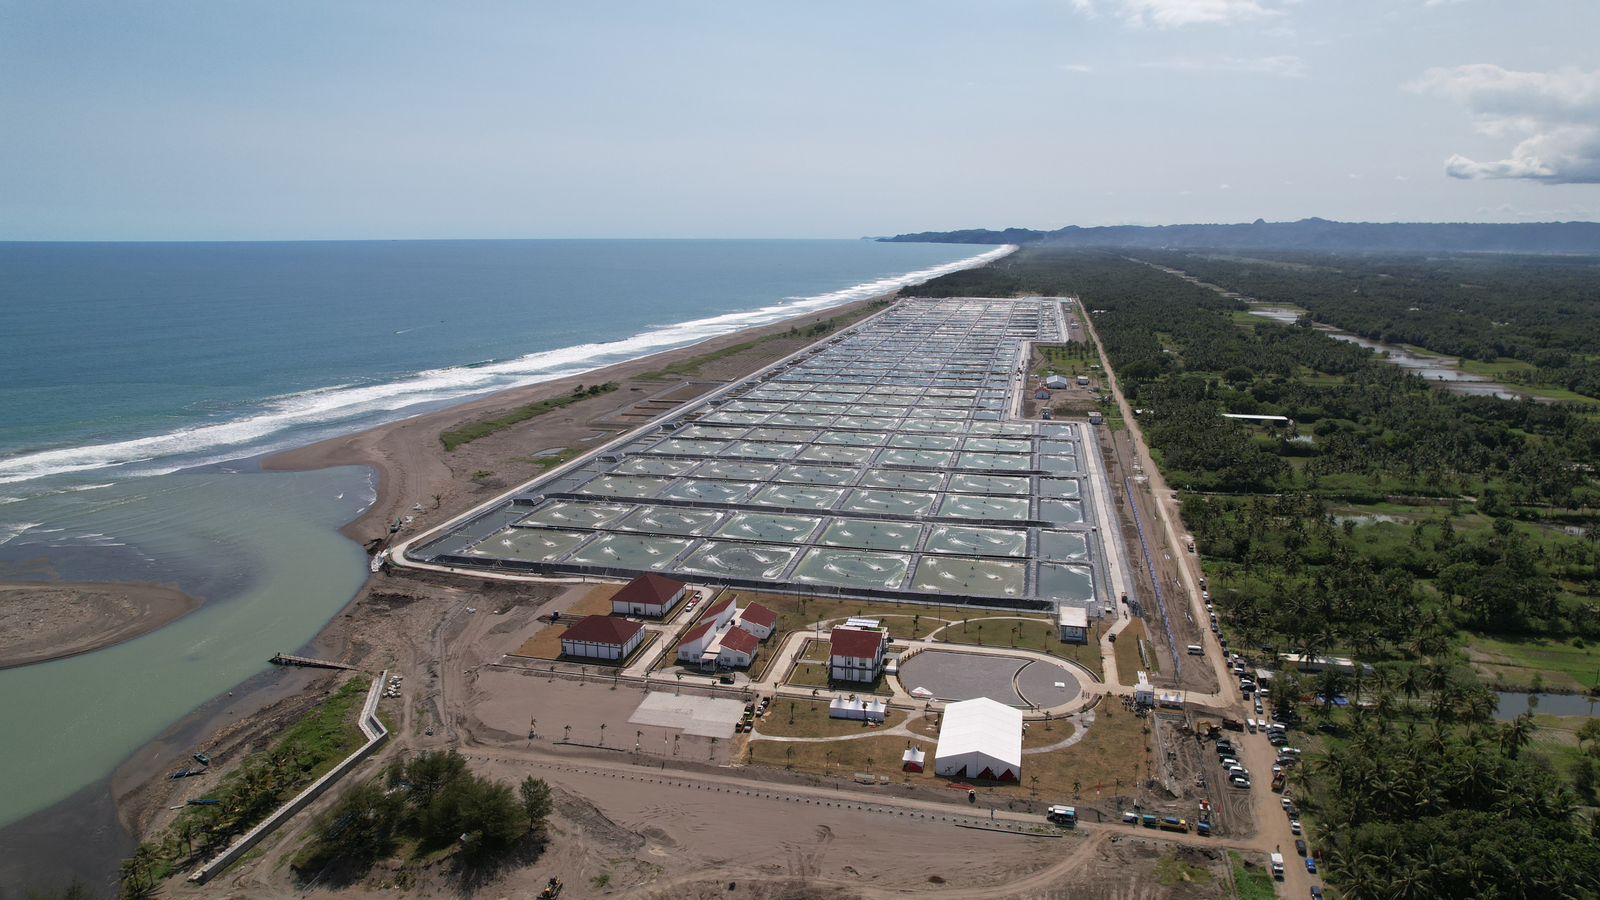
[0, 580, 201, 670]
[263, 293, 895, 550]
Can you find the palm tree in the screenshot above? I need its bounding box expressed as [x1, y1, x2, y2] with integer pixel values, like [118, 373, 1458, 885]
[1500, 712, 1535, 759]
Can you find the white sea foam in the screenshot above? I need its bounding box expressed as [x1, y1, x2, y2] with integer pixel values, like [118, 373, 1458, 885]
[0, 246, 1013, 487]
[0, 522, 42, 547]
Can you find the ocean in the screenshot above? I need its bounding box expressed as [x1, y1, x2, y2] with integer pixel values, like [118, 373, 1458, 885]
[0, 239, 1002, 851]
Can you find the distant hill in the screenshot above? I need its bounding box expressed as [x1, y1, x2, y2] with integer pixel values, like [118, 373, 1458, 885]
[880, 218, 1600, 254]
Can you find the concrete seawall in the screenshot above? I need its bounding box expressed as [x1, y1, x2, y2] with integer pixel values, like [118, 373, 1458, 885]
[189, 669, 389, 884]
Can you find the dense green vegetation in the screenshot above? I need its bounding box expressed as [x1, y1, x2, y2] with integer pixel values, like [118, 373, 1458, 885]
[293, 751, 552, 881]
[440, 382, 619, 451]
[1140, 250, 1600, 400]
[118, 676, 372, 895]
[912, 248, 1600, 899]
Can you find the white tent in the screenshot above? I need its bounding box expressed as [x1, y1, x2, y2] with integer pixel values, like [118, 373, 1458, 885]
[909, 686, 934, 699]
[902, 746, 926, 772]
[829, 696, 887, 722]
[934, 697, 1023, 782]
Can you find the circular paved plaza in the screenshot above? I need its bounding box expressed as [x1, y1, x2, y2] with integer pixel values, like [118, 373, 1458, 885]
[896, 649, 1082, 709]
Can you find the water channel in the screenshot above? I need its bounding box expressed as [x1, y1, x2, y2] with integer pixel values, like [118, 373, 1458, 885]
[1246, 305, 1526, 400]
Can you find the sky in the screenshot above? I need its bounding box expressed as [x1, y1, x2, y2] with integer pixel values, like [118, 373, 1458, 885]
[2, 0, 1599, 240]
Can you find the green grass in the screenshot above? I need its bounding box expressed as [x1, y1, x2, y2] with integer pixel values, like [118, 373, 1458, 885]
[936, 616, 1105, 679]
[1467, 634, 1600, 692]
[440, 383, 618, 451]
[122, 676, 374, 891]
[638, 302, 887, 381]
[1229, 850, 1279, 900]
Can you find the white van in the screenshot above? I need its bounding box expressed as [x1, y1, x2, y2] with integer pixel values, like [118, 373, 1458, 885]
[1245, 718, 1257, 733]
[1186, 643, 1203, 655]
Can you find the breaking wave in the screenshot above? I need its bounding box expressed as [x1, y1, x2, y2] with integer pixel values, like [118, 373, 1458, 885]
[0, 245, 1013, 487]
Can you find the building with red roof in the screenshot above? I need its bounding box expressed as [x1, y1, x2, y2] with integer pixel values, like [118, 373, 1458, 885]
[675, 620, 718, 663]
[701, 596, 737, 629]
[829, 627, 887, 683]
[610, 573, 688, 618]
[734, 602, 778, 640]
[717, 626, 759, 669]
[559, 615, 645, 661]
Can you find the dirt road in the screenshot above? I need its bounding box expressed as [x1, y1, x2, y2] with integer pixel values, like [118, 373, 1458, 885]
[1078, 299, 1316, 899]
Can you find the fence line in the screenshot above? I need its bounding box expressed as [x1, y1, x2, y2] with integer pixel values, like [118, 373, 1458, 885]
[188, 670, 390, 884]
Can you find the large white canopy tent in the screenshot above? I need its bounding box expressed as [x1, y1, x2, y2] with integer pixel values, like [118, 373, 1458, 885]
[933, 697, 1023, 782]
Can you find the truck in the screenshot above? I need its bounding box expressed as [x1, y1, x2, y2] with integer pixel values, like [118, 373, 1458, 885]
[1158, 817, 1189, 833]
[1270, 852, 1285, 879]
[1222, 717, 1245, 732]
[1046, 805, 1078, 827]
[1141, 814, 1159, 828]
[1271, 770, 1287, 792]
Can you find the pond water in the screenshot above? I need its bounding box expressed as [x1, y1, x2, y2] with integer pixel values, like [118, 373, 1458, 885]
[1494, 690, 1599, 721]
[1248, 306, 1524, 400]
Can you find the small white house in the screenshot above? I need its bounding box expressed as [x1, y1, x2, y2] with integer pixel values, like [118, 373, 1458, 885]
[1134, 671, 1155, 707]
[1044, 374, 1070, 390]
[702, 596, 738, 629]
[560, 616, 645, 662]
[734, 602, 778, 640]
[716, 627, 759, 669]
[1058, 606, 1089, 644]
[676, 620, 718, 663]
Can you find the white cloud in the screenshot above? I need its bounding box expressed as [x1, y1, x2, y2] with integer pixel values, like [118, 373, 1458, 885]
[1058, 63, 1094, 73]
[1408, 64, 1600, 183]
[1071, 0, 1280, 28]
[1144, 54, 1306, 77]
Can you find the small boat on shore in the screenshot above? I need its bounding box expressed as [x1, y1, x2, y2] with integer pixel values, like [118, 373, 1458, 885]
[193, 752, 210, 766]
[370, 550, 389, 573]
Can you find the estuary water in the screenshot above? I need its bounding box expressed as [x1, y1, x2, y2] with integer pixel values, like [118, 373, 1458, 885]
[0, 239, 1003, 837]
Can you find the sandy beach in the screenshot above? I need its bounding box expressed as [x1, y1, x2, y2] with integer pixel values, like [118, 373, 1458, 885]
[264, 293, 894, 549]
[0, 581, 200, 670]
[104, 295, 895, 837]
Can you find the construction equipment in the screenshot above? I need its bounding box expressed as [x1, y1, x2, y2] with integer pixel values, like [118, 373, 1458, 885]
[540, 876, 563, 898]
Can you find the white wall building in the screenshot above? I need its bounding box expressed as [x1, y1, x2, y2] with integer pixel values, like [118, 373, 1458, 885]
[829, 627, 887, 683]
[609, 573, 688, 618]
[559, 616, 645, 662]
[933, 697, 1023, 782]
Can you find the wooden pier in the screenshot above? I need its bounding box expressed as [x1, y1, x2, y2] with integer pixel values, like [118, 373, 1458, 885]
[269, 653, 354, 671]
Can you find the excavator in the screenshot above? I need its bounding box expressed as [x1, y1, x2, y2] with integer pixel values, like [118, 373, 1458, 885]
[540, 877, 563, 898]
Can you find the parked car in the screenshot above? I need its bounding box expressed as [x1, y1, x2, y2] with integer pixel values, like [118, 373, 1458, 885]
[1295, 839, 1307, 856]
[1291, 819, 1302, 835]
[1306, 858, 1318, 874]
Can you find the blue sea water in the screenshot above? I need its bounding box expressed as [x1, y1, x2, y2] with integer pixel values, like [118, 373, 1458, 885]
[0, 239, 1003, 841]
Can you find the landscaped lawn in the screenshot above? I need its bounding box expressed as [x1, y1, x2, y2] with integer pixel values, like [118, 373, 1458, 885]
[934, 615, 1105, 680]
[752, 699, 906, 738]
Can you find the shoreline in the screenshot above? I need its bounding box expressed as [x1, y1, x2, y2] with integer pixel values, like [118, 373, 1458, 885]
[0, 580, 201, 670]
[101, 290, 904, 858]
[263, 291, 897, 548]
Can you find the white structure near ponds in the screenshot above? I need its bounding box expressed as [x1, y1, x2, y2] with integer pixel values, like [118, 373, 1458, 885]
[933, 697, 1022, 782]
[829, 696, 887, 722]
